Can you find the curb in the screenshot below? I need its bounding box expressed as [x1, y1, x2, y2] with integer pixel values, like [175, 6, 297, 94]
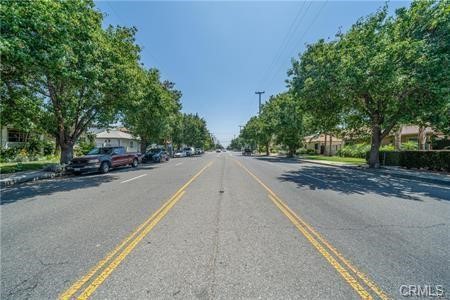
[299, 159, 450, 186]
[0, 172, 65, 188]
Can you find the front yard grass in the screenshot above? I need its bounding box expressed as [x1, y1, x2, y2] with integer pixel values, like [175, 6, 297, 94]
[301, 155, 366, 165]
[0, 160, 59, 174]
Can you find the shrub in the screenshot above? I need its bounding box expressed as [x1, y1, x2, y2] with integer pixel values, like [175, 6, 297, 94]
[401, 141, 418, 150]
[15, 149, 29, 162]
[338, 143, 370, 158]
[0, 146, 19, 162]
[74, 139, 96, 157]
[365, 150, 450, 171]
[431, 138, 450, 150]
[380, 144, 395, 151]
[378, 151, 401, 166]
[298, 148, 310, 155]
[42, 140, 55, 156]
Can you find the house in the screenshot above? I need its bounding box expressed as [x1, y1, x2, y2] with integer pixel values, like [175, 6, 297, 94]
[94, 129, 140, 152]
[382, 125, 443, 150]
[0, 126, 47, 149]
[303, 134, 344, 155]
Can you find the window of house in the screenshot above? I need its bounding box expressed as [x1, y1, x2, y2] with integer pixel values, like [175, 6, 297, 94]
[314, 143, 318, 150]
[8, 129, 28, 142]
[130, 141, 134, 148]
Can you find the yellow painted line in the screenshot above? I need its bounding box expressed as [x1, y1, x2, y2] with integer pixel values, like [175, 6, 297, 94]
[269, 194, 371, 299]
[273, 193, 389, 300]
[59, 161, 213, 300]
[234, 159, 388, 300]
[77, 191, 186, 300]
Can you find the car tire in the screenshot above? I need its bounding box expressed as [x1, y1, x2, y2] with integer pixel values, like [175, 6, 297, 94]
[100, 162, 110, 174]
[132, 158, 138, 168]
[73, 171, 82, 176]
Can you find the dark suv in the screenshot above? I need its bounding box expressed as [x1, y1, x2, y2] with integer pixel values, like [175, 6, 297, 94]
[242, 148, 252, 156]
[143, 148, 170, 163]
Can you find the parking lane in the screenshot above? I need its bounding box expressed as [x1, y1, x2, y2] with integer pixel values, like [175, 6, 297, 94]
[0, 153, 214, 299]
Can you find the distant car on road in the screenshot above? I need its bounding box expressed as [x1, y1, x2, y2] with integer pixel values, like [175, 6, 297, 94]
[67, 146, 140, 175]
[216, 149, 221, 153]
[174, 150, 187, 158]
[242, 148, 252, 156]
[143, 148, 170, 163]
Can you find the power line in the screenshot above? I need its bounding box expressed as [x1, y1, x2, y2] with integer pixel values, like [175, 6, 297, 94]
[257, 2, 307, 89]
[259, 1, 313, 90]
[266, 1, 329, 91]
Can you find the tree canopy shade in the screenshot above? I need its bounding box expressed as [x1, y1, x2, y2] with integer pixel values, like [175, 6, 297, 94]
[1, 0, 141, 163]
[122, 68, 182, 152]
[178, 113, 212, 149]
[289, 0, 449, 167]
[267, 92, 304, 157]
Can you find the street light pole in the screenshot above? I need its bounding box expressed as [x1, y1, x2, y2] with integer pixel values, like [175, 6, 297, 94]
[255, 91, 265, 115]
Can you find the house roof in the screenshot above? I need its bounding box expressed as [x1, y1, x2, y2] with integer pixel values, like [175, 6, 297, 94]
[96, 130, 139, 140]
[398, 125, 434, 135]
[304, 134, 343, 143]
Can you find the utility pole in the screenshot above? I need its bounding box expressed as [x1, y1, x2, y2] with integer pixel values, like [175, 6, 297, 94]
[255, 91, 265, 115]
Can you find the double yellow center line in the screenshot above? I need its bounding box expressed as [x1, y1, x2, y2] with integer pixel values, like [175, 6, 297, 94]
[60, 161, 213, 300]
[234, 159, 389, 300]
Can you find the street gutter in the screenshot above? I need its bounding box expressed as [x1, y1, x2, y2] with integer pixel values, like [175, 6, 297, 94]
[0, 171, 67, 188]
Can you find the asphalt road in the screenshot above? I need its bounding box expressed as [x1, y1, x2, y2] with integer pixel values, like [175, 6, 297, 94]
[1, 152, 449, 299]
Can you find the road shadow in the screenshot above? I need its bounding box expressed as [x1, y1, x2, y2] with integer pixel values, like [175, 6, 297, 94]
[278, 165, 450, 202]
[254, 156, 300, 164]
[1, 165, 155, 205]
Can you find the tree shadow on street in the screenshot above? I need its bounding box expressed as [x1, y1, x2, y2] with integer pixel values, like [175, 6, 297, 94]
[254, 156, 300, 164]
[1, 165, 156, 205]
[278, 165, 450, 202]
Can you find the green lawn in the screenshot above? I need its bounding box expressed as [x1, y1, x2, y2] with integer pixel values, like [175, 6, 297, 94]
[301, 155, 366, 165]
[0, 160, 59, 174]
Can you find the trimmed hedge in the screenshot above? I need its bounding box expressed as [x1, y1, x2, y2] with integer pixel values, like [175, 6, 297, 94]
[366, 150, 450, 171]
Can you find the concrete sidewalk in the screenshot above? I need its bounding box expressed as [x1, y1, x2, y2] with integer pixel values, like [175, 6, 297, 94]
[0, 169, 64, 188]
[300, 158, 450, 186]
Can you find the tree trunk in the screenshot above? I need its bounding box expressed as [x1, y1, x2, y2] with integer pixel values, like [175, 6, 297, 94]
[394, 128, 402, 150]
[323, 134, 327, 156]
[60, 142, 74, 165]
[329, 135, 333, 156]
[418, 126, 426, 150]
[368, 126, 382, 168]
[54, 136, 60, 155]
[287, 146, 295, 157]
[140, 141, 147, 154]
[265, 141, 269, 156]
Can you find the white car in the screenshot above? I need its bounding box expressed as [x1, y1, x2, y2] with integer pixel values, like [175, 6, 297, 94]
[174, 150, 187, 158]
[183, 147, 194, 156]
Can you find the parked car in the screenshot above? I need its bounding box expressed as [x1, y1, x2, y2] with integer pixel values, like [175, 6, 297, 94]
[242, 148, 252, 156]
[67, 146, 140, 175]
[195, 148, 204, 155]
[143, 148, 170, 163]
[216, 149, 221, 153]
[174, 150, 187, 158]
[184, 147, 194, 156]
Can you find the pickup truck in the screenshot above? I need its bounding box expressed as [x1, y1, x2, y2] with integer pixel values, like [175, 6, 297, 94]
[67, 146, 141, 175]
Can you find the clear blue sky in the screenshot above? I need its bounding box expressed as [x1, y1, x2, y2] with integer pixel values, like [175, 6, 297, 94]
[95, 1, 410, 146]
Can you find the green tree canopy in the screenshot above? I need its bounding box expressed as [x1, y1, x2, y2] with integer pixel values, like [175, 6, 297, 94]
[1, 0, 141, 163]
